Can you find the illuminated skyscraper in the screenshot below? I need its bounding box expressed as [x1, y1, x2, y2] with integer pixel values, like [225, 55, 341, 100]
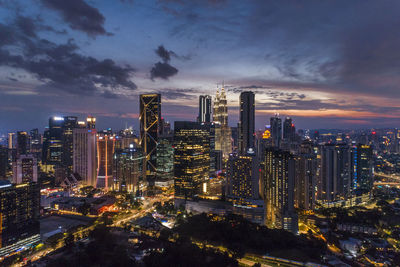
[352, 144, 373, 192]
[7, 133, 15, 150]
[270, 115, 282, 148]
[43, 116, 64, 165]
[139, 94, 161, 186]
[62, 116, 78, 171]
[261, 148, 298, 234]
[97, 133, 116, 189]
[226, 150, 264, 224]
[238, 91, 255, 155]
[12, 154, 38, 184]
[29, 129, 41, 159]
[213, 85, 232, 158]
[156, 138, 174, 186]
[73, 128, 97, 187]
[113, 146, 143, 193]
[198, 95, 212, 124]
[174, 121, 210, 203]
[0, 181, 40, 257]
[86, 115, 96, 129]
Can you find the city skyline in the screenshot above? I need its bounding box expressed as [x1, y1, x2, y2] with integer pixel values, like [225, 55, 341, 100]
[0, 1, 400, 131]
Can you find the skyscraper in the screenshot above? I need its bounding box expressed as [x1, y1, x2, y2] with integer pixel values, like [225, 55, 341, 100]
[213, 86, 232, 158]
[283, 117, 296, 143]
[0, 146, 8, 179]
[226, 150, 264, 224]
[174, 121, 210, 203]
[97, 133, 116, 189]
[139, 94, 161, 186]
[352, 144, 373, 192]
[16, 131, 29, 157]
[62, 116, 78, 171]
[198, 95, 212, 124]
[318, 144, 352, 202]
[0, 181, 40, 257]
[43, 116, 64, 165]
[113, 146, 143, 193]
[73, 128, 97, 187]
[156, 138, 174, 186]
[86, 115, 96, 129]
[238, 91, 255, 155]
[12, 154, 38, 184]
[270, 115, 282, 148]
[261, 148, 298, 234]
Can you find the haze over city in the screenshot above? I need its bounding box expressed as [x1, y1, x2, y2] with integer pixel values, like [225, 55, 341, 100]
[1, 0, 399, 131]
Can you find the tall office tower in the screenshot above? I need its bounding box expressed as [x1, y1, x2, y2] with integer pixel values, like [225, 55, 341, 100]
[352, 144, 373, 192]
[117, 127, 137, 150]
[29, 129, 41, 159]
[7, 133, 15, 150]
[97, 133, 116, 189]
[226, 150, 264, 224]
[139, 94, 161, 186]
[12, 154, 38, 184]
[318, 144, 352, 202]
[43, 116, 64, 165]
[261, 148, 298, 234]
[283, 117, 296, 142]
[62, 116, 78, 171]
[156, 138, 174, 186]
[86, 115, 96, 129]
[294, 153, 317, 211]
[0, 181, 40, 257]
[174, 121, 210, 203]
[198, 95, 212, 123]
[16, 131, 29, 157]
[73, 128, 97, 187]
[213, 86, 232, 158]
[270, 115, 282, 148]
[113, 146, 143, 193]
[0, 146, 8, 179]
[238, 91, 255, 155]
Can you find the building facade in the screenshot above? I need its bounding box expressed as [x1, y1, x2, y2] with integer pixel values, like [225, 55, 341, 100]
[73, 128, 97, 187]
[238, 91, 255, 155]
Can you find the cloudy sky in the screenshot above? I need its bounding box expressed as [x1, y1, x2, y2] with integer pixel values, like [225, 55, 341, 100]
[0, 0, 399, 132]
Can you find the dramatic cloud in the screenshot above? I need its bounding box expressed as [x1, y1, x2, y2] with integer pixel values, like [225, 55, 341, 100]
[40, 0, 110, 37]
[0, 15, 135, 96]
[150, 45, 178, 80]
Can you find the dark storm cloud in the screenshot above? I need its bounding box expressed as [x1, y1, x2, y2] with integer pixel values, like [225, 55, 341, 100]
[150, 45, 179, 80]
[40, 0, 110, 37]
[0, 16, 136, 97]
[158, 88, 197, 100]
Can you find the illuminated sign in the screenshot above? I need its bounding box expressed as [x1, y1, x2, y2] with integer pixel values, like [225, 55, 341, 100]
[53, 116, 64, 121]
[262, 129, 271, 139]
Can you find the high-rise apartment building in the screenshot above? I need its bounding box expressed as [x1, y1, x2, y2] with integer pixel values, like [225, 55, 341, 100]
[0, 181, 40, 257]
[139, 94, 161, 186]
[318, 144, 352, 202]
[73, 128, 97, 187]
[198, 95, 212, 124]
[174, 121, 210, 203]
[12, 154, 38, 184]
[238, 91, 255, 155]
[261, 148, 298, 234]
